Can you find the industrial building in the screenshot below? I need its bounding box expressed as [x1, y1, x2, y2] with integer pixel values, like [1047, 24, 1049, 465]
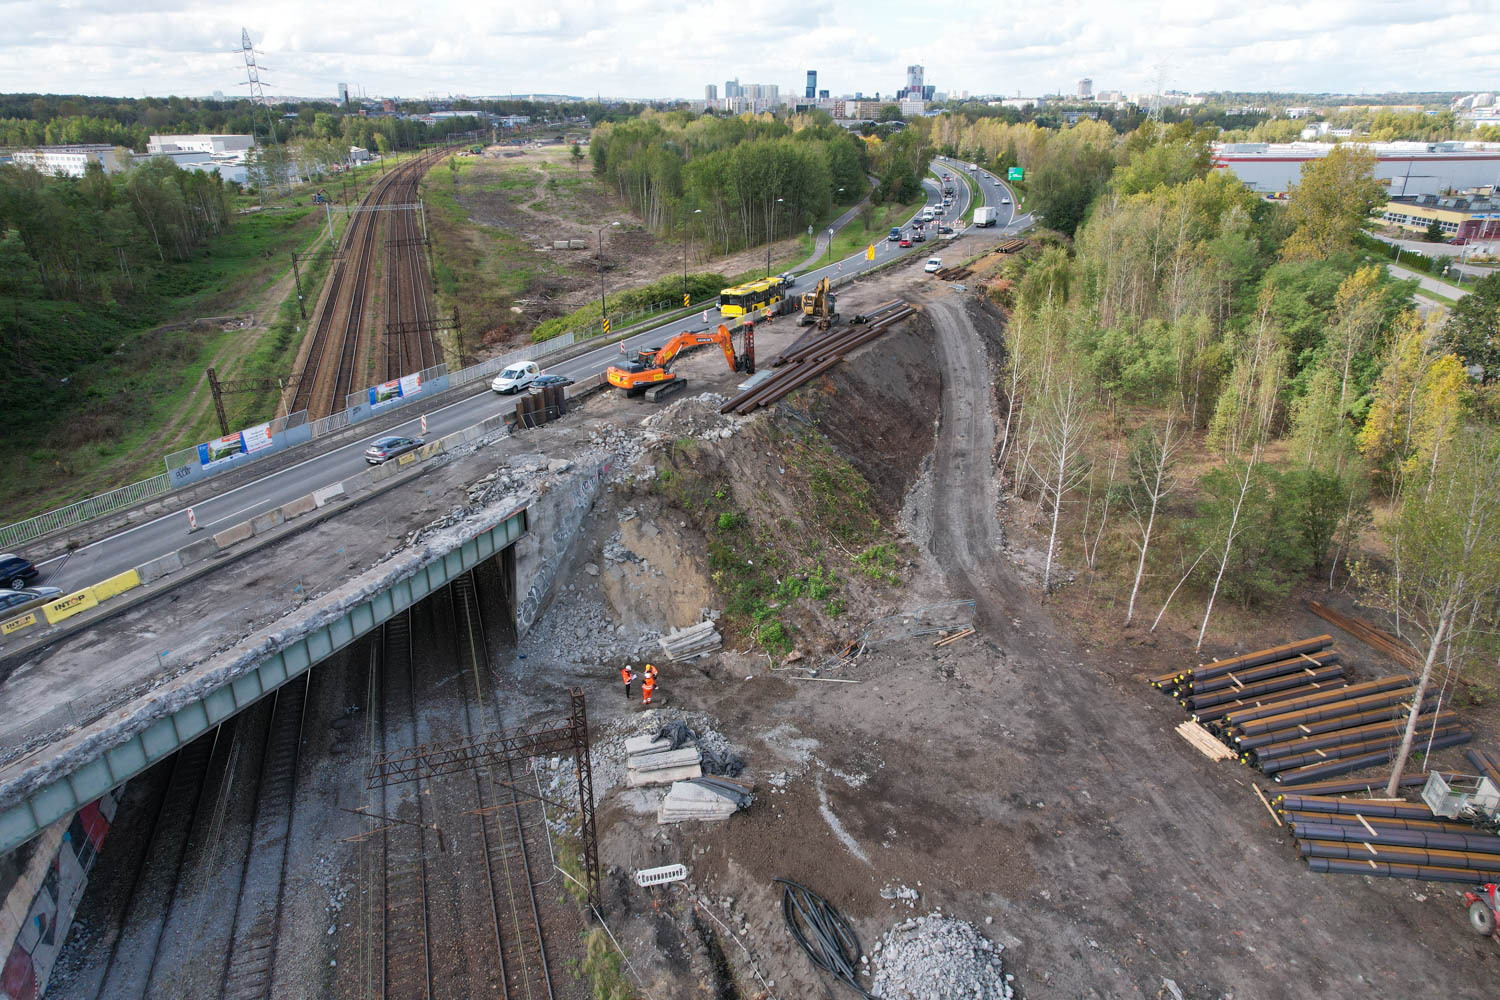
[1213, 141, 1500, 198]
[146, 134, 254, 156]
[9, 144, 129, 177]
[1380, 194, 1500, 240]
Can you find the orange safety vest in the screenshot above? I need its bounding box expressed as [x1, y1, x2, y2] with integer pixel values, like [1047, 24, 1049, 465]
[644, 664, 658, 680]
[621, 666, 634, 684]
[642, 676, 656, 698]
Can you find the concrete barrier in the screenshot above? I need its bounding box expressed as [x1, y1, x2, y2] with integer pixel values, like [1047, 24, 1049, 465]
[249, 509, 285, 536]
[440, 431, 466, 451]
[91, 569, 141, 601]
[367, 462, 395, 483]
[418, 441, 444, 460]
[1, 610, 39, 636]
[279, 494, 317, 520]
[213, 521, 254, 550]
[395, 452, 419, 468]
[312, 483, 346, 508]
[341, 471, 373, 494]
[41, 588, 99, 625]
[136, 550, 183, 585]
[178, 537, 219, 567]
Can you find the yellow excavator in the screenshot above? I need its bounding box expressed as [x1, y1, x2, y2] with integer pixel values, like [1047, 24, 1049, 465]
[797, 277, 840, 330]
[606, 323, 755, 401]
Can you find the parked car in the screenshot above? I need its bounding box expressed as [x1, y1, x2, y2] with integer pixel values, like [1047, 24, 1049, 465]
[899, 236, 912, 248]
[1448, 236, 1469, 245]
[491, 361, 542, 394]
[0, 553, 39, 589]
[925, 258, 943, 273]
[364, 435, 424, 464]
[0, 586, 63, 614]
[530, 374, 575, 390]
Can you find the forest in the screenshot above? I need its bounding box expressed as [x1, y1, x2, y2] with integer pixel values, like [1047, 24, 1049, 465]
[587, 110, 923, 253]
[976, 125, 1499, 786]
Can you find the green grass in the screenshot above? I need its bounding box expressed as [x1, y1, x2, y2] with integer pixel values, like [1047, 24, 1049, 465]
[0, 208, 327, 523]
[791, 196, 924, 268]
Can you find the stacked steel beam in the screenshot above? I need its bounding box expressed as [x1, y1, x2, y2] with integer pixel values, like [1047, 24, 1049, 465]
[1151, 636, 1468, 785]
[719, 302, 915, 416]
[1274, 792, 1500, 885]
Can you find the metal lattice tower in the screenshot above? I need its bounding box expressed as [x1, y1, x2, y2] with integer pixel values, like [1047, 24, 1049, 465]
[240, 28, 277, 142]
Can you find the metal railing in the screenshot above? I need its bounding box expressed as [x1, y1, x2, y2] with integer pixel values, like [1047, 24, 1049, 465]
[0, 474, 173, 550]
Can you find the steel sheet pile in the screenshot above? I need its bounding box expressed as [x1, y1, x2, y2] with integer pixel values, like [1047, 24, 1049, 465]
[1150, 635, 1470, 786]
[1273, 792, 1500, 885]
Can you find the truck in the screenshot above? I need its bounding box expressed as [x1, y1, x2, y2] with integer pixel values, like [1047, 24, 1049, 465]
[973, 206, 998, 227]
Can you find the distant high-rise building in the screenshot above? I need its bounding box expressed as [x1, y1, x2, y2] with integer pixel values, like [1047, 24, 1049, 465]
[819, 89, 829, 99]
[1077, 78, 1092, 99]
[806, 70, 817, 99]
[725, 78, 741, 99]
[338, 82, 349, 106]
[706, 83, 718, 103]
[906, 65, 924, 97]
[922, 85, 934, 101]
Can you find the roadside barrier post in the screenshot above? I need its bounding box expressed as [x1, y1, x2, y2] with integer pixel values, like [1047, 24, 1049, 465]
[186, 508, 198, 532]
[421, 414, 428, 435]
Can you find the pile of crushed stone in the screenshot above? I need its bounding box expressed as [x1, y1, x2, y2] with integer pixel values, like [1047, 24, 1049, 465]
[870, 914, 1013, 1000]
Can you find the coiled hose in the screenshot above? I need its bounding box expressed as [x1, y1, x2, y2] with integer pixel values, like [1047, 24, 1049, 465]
[774, 878, 879, 999]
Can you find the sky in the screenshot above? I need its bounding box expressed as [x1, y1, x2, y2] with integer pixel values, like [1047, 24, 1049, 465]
[3, 0, 1497, 101]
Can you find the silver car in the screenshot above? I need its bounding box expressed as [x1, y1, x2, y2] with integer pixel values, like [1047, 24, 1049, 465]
[0, 586, 64, 615]
[364, 435, 424, 464]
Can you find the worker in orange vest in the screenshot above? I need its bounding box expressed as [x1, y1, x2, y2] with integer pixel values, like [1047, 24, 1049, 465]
[620, 664, 635, 701]
[641, 671, 656, 705]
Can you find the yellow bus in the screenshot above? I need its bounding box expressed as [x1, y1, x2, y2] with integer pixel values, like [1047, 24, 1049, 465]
[718, 276, 788, 317]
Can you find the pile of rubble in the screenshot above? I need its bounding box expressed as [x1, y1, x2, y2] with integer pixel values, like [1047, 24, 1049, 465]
[517, 595, 659, 667]
[625, 732, 703, 785]
[870, 914, 1014, 1000]
[659, 776, 753, 823]
[639, 392, 738, 441]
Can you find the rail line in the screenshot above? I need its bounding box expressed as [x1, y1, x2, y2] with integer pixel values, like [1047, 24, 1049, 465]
[218, 673, 311, 999]
[292, 148, 449, 418]
[449, 572, 556, 1000]
[379, 610, 435, 1000]
[87, 729, 222, 999]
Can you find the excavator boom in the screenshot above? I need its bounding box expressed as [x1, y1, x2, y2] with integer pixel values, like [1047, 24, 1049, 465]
[606, 323, 753, 395]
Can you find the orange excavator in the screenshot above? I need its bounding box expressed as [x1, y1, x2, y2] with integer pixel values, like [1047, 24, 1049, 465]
[606, 323, 755, 401]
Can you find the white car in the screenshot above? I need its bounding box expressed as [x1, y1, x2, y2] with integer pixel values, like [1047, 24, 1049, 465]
[1001, 197, 1011, 205]
[925, 258, 942, 273]
[491, 361, 542, 394]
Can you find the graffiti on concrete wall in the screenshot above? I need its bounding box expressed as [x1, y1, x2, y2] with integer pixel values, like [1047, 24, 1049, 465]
[1, 791, 119, 1000]
[515, 460, 611, 635]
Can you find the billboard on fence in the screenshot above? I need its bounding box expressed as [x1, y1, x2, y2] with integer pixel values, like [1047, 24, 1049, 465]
[242, 421, 274, 454]
[198, 434, 243, 468]
[370, 379, 402, 408]
[399, 372, 422, 396]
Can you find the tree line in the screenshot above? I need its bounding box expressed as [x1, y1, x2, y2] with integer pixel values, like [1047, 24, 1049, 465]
[986, 128, 1500, 789]
[588, 111, 882, 254]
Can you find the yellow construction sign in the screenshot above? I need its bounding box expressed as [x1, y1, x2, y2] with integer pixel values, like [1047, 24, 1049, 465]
[866, 244, 875, 260]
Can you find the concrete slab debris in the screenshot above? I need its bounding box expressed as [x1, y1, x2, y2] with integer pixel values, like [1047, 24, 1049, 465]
[659, 620, 722, 661]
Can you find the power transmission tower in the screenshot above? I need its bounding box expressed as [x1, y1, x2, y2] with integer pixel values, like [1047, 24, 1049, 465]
[240, 28, 287, 194]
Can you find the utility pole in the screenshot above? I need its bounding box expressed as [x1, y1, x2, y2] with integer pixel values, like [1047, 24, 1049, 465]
[290, 253, 305, 319]
[207, 367, 231, 436]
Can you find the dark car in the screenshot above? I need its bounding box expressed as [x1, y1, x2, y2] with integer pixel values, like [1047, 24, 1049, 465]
[531, 374, 575, 390]
[0, 553, 39, 589]
[0, 586, 63, 614]
[364, 435, 424, 464]
[888, 227, 902, 242]
[937, 224, 954, 235]
[899, 237, 912, 248]
[913, 231, 926, 243]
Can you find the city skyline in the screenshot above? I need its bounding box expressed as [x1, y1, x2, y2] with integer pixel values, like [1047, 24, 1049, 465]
[1, 1, 1497, 101]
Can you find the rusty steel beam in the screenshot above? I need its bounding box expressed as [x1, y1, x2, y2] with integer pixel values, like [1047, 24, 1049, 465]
[1227, 682, 1419, 736]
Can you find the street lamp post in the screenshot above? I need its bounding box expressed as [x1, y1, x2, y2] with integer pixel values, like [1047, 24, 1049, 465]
[767, 196, 783, 277]
[683, 208, 702, 302]
[597, 221, 620, 324]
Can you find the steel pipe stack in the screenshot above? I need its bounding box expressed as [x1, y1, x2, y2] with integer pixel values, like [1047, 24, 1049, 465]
[718, 303, 916, 415]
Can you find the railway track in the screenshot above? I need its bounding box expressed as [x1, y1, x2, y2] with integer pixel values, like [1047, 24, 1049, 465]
[292, 148, 449, 419]
[449, 573, 556, 1000]
[382, 164, 442, 382]
[87, 730, 221, 999]
[379, 610, 435, 1000]
[218, 673, 311, 1000]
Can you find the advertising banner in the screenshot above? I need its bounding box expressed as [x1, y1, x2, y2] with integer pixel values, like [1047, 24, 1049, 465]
[398, 372, 422, 397]
[241, 421, 274, 454]
[369, 379, 402, 409]
[197, 434, 243, 468]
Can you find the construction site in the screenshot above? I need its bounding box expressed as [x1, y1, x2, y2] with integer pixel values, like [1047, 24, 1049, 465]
[5, 184, 1500, 1000]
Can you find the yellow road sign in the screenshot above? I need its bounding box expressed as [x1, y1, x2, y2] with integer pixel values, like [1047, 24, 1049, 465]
[866, 244, 875, 260]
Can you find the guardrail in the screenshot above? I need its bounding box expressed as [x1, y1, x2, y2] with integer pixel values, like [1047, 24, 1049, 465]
[0, 475, 174, 550]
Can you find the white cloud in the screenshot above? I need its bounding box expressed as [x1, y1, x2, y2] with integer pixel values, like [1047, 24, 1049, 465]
[0, 0, 1495, 99]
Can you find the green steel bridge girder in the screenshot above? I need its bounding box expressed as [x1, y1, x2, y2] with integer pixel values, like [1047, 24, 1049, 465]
[0, 508, 528, 856]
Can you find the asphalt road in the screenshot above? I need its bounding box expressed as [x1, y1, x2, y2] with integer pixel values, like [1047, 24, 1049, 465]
[33, 163, 1005, 595]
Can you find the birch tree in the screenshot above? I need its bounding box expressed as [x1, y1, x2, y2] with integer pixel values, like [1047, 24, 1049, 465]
[1123, 417, 1183, 624]
[1037, 378, 1093, 593]
[1355, 425, 1500, 796]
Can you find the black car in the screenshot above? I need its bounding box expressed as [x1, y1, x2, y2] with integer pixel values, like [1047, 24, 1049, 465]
[913, 231, 926, 243]
[531, 374, 575, 390]
[364, 435, 424, 464]
[0, 553, 38, 589]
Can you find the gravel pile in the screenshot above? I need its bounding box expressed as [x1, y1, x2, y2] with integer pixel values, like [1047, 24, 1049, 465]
[639, 392, 739, 441]
[517, 593, 659, 667]
[870, 914, 1014, 1000]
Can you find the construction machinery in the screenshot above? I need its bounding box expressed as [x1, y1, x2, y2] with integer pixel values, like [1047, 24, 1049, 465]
[606, 323, 754, 402]
[796, 277, 840, 330]
[1465, 883, 1500, 938]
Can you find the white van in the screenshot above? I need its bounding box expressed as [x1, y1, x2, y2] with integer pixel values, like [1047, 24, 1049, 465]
[490, 361, 542, 394]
